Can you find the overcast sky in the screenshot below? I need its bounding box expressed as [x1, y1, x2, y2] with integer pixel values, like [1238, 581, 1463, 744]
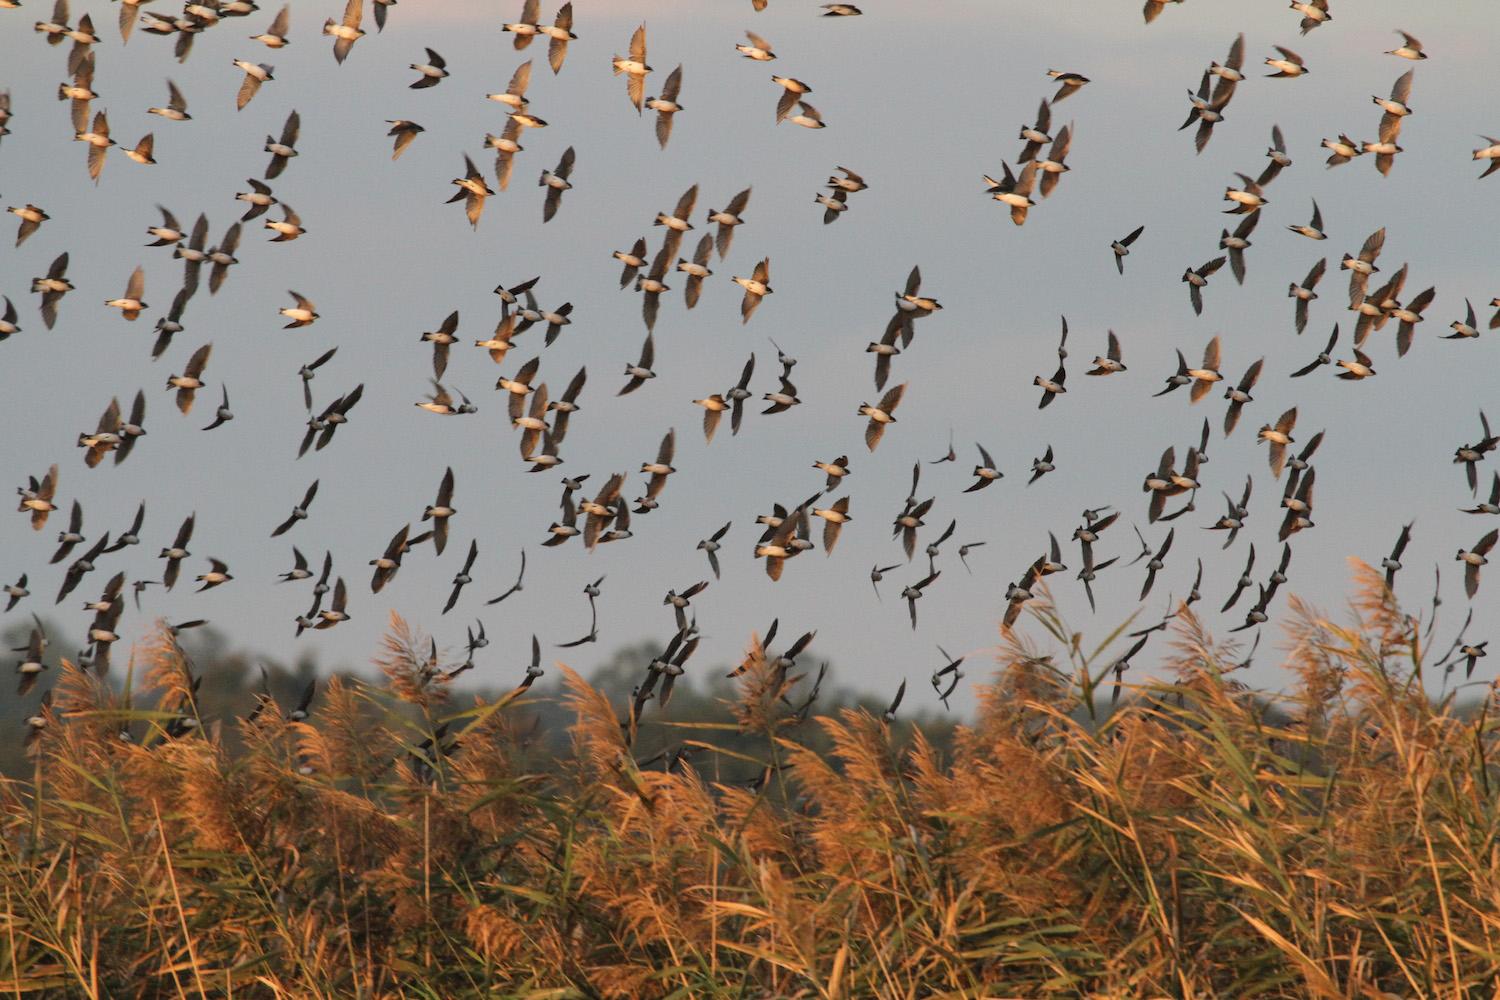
[3, 0, 1497, 712]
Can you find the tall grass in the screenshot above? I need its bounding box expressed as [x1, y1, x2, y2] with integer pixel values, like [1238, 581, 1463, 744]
[4, 560, 1498, 997]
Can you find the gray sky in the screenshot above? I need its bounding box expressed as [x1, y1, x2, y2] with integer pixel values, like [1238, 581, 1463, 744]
[3, 0, 1497, 711]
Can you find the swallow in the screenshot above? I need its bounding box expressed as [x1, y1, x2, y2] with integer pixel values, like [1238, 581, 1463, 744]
[9, 204, 49, 247]
[1207, 476, 1252, 549]
[1321, 133, 1363, 168]
[449, 154, 494, 229]
[1453, 412, 1499, 494]
[314, 577, 349, 629]
[813, 456, 850, 492]
[1458, 529, 1499, 599]
[901, 571, 939, 630]
[1250, 407, 1297, 482]
[1138, 527, 1174, 600]
[323, 0, 364, 62]
[194, 557, 233, 592]
[99, 266, 150, 323]
[235, 178, 277, 222]
[1462, 473, 1500, 516]
[1001, 561, 1042, 629]
[612, 23, 651, 114]
[705, 186, 752, 261]
[413, 311, 461, 383]
[488, 57, 533, 114]
[1029, 444, 1055, 485]
[678, 234, 714, 309]
[811, 497, 852, 555]
[386, 119, 424, 160]
[961, 443, 1003, 493]
[1363, 114, 1404, 177]
[983, 160, 1038, 226]
[1374, 69, 1414, 120]
[638, 429, 677, 506]
[1142, 446, 1181, 522]
[731, 257, 772, 324]
[545, 365, 586, 443]
[298, 347, 337, 410]
[17, 464, 60, 530]
[115, 391, 148, 465]
[1446, 299, 1481, 340]
[48, 500, 85, 564]
[698, 521, 731, 579]
[1182, 256, 1226, 314]
[1474, 137, 1500, 180]
[68, 106, 116, 183]
[1110, 226, 1144, 274]
[279, 290, 319, 328]
[147, 78, 191, 122]
[3, 573, 29, 613]
[441, 539, 478, 614]
[264, 109, 299, 179]
[1264, 45, 1307, 78]
[662, 580, 707, 631]
[1014, 97, 1054, 164]
[1379, 521, 1414, 589]
[1181, 69, 1231, 153]
[1047, 69, 1089, 103]
[618, 334, 656, 396]
[270, 480, 319, 537]
[646, 65, 684, 149]
[1081, 330, 1126, 377]
[816, 187, 848, 224]
[769, 72, 813, 122]
[1288, 258, 1327, 335]
[1220, 211, 1258, 284]
[15, 619, 48, 697]
[166, 342, 212, 413]
[1256, 124, 1292, 185]
[1287, 201, 1326, 243]
[278, 546, 312, 583]
[859, 383, 905, 451]
[1278, 465, 1316, 539]
[1334, 345, 1376, 380]
[1388, 286, 1435, 357]
[1222, 358, 1263, 436]
[1035, 123, 1072, 198]
[249, 4, 289, 47]
[407, 47, 448, 88]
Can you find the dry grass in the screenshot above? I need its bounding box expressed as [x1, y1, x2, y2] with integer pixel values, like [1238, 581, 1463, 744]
[4, 568, 1500, 997]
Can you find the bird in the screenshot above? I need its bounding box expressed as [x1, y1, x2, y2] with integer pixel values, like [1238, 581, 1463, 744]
[1382, 522, 1414, 589]
[964, 445, 1003, 493]
[859, 383, 906, 451]
[1139, 528, 1174, 600]
[1047, 69, 1089, 103]
[409, 48, 448, 88]
[1220, 212, 1259, 285]
[264, 109, 300, 179]
[1289, 259, 1327, 335]
[449, 154, 494, 229]
[421, 467, 457, 556]
[1221, 358, 1263, 436]
[1111, 226, 1144, 274]
[1182, 257, 1227, 315]
[540, 147, 575, 223]
[8, 203, 49, 248]
[104, 266, 148, 321]
[612, 23, 651, 114]
[1264, 45, 1308, 78]
[1257, 407, 1299, 479]
[386, 120, 424, 160]
[442, 540, 479, 614]
[1458, 529, 1499, 599]
[1029, 445, 1056, 485]
[646, 66, 684, 149]
[323, 0, 365, 63]
[731, 258, 773, 324]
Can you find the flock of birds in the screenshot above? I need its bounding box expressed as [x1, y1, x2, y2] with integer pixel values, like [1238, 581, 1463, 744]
[5, 0, 1500, 747]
